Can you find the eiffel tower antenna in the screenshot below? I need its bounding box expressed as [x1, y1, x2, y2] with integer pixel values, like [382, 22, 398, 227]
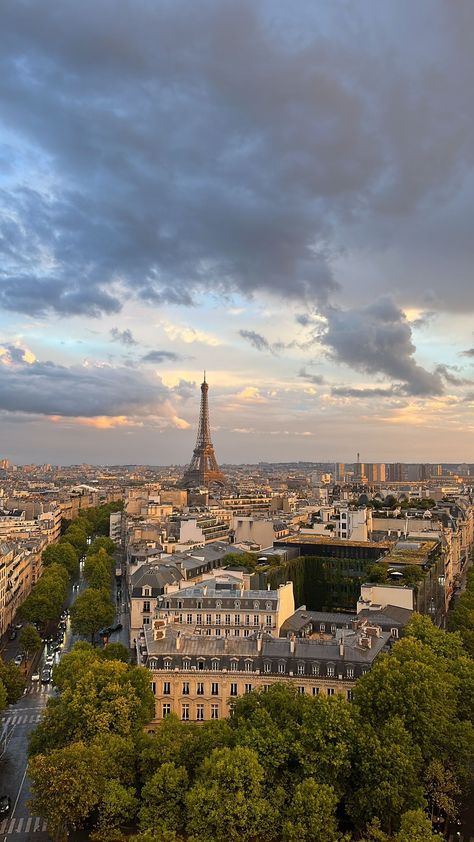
[182, 373, 226, 488]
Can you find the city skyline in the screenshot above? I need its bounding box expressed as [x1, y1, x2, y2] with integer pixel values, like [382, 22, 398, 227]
[1, 1, 474, 464]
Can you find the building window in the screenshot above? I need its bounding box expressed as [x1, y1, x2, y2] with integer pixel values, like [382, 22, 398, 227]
[196, 704, 204, 721]
[319, 623, 325, 633]
[243, 629, 249, 637]
[211, 704, 219, 720]
[244, 683, 252, 694]
[234, 614, 240, 625]
[211, 682, 219, 696]
[297, 663, 305, 675]
[264, 661, 271, 673]
[206, 614, 212, 625]
[182, 658, 191, 671]
[346, 666, 354, 680]
[245, 614, 250, 626]
[186, 614, 193, 625]
[143, 617, 150, 626]
[181, 704, 189, 721]
[163, 682, 170, 695]
[327, 688, 335, 696]
[143, 601, 150, 613]
[216, 601, 222, 609]
[265, 601, 272, 610]
[215, 613, 221, 625]
[327, 665, 335, 678]
[196, 614, 202, 626]
[253, 615, 259, 626]
[178, 614, 183, 624]
[244, 660, 253, 672]
[225, 614, 231, 625]
[253, 601, 259, 610]
[162, 703, 171, 718]
[347, 689, 353, 701]
[165, 600, 170, 609]
[197, 660, 205, 671]
[150, 682, 156, 695]
[265, 615, 272, 626]
[230, 660, 238, 671]
[312, 687, 319, 696]
[234, 600, 240, 609]
[182, 682, 190, 695]
[230, 683, 238, 696]
[211, 659, 219, 671]
[263, 684, 270, 692]
[312, 663, 320, 676]
[197, 682, 204, 695]
[143, 587, 151, 597]
[197, 600, 202, 609]
[391, 627, 399, 639]
[164, 659, 172, 670]
[297, 686, 305, 694]
[331, 624, 336, 634]
[278, 662, 285, 674]
[215, 628, 221, 637]
[177, 601, 182, 609]
[234, 629, 240, 637]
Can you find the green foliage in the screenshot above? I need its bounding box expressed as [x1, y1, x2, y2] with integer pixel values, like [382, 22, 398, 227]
[62, 524, 88, 556]
[70, 587, 115, 642]
[139, 762, 188, 834]
[366, 562, 388, 583]
[88, 536, 116, 556]
[282, 778, 340, 842]
[449, 568, 474, 655]
[19, 624, 43, 659]
[0, 679, 7, 713]
[185, 746, 274, 842]
[19, 562, 69, 625]
[91, 780, 138, 842]
[0, 660, 26, 704]
[43, 541, 79, 576]
[102, 642, 130, 663]
[394, 809, 439, 842]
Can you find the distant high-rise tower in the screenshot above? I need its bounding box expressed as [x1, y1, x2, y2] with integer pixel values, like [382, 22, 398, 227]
[182, 374, 226, 488]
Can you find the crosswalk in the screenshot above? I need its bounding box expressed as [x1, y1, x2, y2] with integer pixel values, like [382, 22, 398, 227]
[0, 816, 48, 834]
[24, 685, 51, 696]
[1, 713, 42, 727]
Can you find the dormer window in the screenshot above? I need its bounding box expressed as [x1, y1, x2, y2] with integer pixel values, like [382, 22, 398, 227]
[211, 659, 219, 670]
[244, 659, 253, 672]
[265, 601, 272, 610]
[164, 659, 172, 669]
[216, 600, 222, 609]
[253, 601, 260, 610]
[234, 600, 240, 609]
[182, 658, 191, 670]
[143, 587, 151, 597]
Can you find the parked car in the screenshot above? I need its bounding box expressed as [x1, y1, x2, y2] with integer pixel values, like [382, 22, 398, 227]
[13, 654, 23, 666]
[99, 627, 112, 637]
[110, 623, 123, 633]
[0, 796, 11, 817]
[8, 630, 17, 641]
[31, 671, 40, 682]
[45, 655, 54, 667]
[14, 622, 23, 630]
[41, 669, 51, 684]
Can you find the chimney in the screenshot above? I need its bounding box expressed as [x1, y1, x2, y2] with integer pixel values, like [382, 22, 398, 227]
[289, 634, 295, 654]
[176, 632, 181, 651]
[339, 634, 344, 657]
[256, 635, 262, 654]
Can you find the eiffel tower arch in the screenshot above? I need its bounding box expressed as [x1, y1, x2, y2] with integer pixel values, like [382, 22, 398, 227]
[181, 374, 226, 488]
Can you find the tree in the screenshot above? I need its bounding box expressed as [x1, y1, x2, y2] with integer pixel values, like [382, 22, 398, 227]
[70, 587, 115, 643]
[43, 542, 79, 577]
[0, 660, 26, 704]
[62, 524, 88, 556]
[0, 680, 7, 714]
[394, 809, 439, 842]
[102, 642, 130, 663]
[139, 763, 188, 835]
[29, 742, 105, 841]
[282, 778, 340, 842]
[91, 780, 138, 842]
[19, 625, 43, 661]
[88, 537, 116, 556]
[185, 746, 274, 842]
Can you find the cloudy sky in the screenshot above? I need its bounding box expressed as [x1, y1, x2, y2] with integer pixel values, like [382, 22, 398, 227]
[1, 0, 474, 465]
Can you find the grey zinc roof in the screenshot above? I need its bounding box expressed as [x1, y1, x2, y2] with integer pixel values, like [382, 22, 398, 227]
[131, 563, 183, 592]
[280, 609, 357, 634]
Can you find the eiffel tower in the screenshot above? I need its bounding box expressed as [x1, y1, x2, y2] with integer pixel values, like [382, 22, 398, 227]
[182, 373, 226, 488]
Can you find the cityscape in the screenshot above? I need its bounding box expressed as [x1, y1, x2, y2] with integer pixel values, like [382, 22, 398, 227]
[1, 1, 474, 842]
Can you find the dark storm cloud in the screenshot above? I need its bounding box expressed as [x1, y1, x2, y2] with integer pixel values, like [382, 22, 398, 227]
[319, 297, 444, 397]
[142, 350, 182, 363]
[0, 346, 174, 417]
[1, 1, 474, 316]
[110, 328, 137, 346]
[331, 386, 398, 399]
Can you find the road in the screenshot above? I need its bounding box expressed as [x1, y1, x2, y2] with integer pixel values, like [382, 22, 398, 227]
[0, 558, 130, 841]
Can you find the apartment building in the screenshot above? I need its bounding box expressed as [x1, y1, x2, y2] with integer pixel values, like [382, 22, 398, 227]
[155, 581, 295, 638]
[142, 623, 390, 724]
[0, 543, 33, 636]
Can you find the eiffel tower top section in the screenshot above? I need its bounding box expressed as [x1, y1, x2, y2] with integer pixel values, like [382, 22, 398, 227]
[181, 373, 226, 488]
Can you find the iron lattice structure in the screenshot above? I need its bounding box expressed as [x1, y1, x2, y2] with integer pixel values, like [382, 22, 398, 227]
[182, 374, 226, 488]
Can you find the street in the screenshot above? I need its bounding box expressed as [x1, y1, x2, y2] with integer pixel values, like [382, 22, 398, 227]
[0, 561, 130, 841]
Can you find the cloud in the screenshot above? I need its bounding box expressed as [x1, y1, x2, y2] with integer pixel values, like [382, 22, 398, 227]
[2, 1, 474, 318]
[435, 364, 472, 387]
[298, 368, 325, 386]
[141, 350, 182, 364]
[319, 296, 445, 397]
[0, 343, 187, 427]
[161, 322, 221, 347]
[110, 327, 137, 346]
[239, 330, 274, 353]
[461, 348, 474, 358]
[331, 386, 397, 399]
